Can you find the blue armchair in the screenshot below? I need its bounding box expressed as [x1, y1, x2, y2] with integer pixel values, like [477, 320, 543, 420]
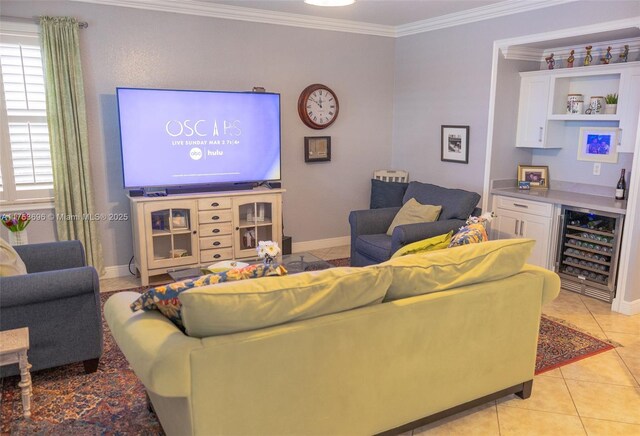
[349, 182, 481, 266]
[0, 241, 103, 377]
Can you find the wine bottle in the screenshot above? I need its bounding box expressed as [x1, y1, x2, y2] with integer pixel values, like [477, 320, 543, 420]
[615, 169, 626, 200]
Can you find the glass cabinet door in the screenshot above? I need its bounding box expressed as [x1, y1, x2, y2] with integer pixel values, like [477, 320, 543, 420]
[233, 195, 281, 258]
[145, 200, 198, 269]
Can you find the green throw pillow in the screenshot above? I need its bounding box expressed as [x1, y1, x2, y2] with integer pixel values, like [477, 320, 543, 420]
[387, 198, 442, 236]
[390, 231, 453, 259]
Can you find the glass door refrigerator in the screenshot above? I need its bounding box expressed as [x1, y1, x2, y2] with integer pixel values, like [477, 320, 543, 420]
[556, 207, 624, 303]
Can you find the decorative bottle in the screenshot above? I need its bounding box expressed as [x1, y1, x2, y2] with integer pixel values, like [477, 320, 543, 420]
[615, 169, 626, 200]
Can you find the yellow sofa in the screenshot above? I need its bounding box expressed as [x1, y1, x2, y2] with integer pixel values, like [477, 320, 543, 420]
[104, 239, 560, 436]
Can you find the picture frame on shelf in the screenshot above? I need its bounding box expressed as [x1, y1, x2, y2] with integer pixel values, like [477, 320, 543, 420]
[441, 125, 469, 164]
[304, 136, 331, 162]
[577, 127, 619, 163]
[517, 164, 549, 189]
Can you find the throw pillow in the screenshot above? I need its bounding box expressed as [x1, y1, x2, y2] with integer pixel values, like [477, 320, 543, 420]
[386, 198, 442, 236]
[180, 266, 392, 338]
[448, 223, 488, 247]
[0, 238, 27, 276]
[390, 231, 453, 259]
[130, 263, 287, 328]
[372, 238, 535, 301]
[370, 178, 409, 209]
[402, 182, 480, 220]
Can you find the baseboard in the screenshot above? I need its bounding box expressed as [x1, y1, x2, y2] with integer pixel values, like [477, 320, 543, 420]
[291, 236, 350, 253]
[102, 264, 132, 279]
[616, 298, 640, 316]
[101, 236, 351, 279]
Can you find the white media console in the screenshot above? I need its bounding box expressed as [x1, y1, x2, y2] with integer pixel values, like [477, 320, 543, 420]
[128, 188, 284, 285]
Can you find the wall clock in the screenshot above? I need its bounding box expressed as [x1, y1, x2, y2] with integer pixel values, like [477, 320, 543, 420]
[297, 84, 339, 129]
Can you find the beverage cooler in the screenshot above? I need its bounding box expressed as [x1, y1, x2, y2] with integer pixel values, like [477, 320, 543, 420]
[556, 207, 624, 303]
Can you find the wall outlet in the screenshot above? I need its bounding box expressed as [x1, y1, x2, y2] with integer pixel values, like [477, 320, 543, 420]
[593, 163, 601, 175]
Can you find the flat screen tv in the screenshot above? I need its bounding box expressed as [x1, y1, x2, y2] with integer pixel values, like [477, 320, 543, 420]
[116, 87, 281, 191]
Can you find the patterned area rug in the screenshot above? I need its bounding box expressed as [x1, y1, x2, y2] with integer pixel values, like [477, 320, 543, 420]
[0, 261, 615, 434]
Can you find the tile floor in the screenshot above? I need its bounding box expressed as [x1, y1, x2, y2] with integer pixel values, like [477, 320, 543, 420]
[99, 245, 640, 435]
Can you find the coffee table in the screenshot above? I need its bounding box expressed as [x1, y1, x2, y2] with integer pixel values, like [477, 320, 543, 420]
[0, 327, 32, 418]
[167, 252, 333, 282]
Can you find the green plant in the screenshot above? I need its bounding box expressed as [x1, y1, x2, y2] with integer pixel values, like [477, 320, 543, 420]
[605, 93, 618, 104]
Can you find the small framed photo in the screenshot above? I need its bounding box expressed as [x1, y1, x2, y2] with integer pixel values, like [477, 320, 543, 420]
[304, 136, 331, 162]
[517, 164, 550, 189]
[441, 125, 469, 164]
[577, 127, 619, 163]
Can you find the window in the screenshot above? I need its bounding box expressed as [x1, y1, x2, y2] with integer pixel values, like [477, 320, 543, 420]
[0, 23, 54, 204]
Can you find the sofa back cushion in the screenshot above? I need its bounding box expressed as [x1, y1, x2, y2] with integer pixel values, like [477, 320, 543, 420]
[372, 238, 535, 301]
[402, 182, 481, 220]
[370, 178, 409, 209]
[180, 266, 392, 338]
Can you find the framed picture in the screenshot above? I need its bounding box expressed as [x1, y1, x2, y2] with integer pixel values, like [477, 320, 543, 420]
[441, 125, 469, 164]
[517, 164, 550, 189]
[304, 136, 331, 162]
[577, 127, 619, 163]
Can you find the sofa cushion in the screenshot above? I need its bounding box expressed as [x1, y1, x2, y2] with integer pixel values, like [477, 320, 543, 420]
[449, 223, 489, 247]
[386, 198, 442, 236]
[130, 263, 287, 328]
[372, 238, 535, 301]
[390, 231, 453, 259]
[370, 178, 409, 209]
[180, 266, 392, 337]
[402, 182, 480, 220]
[0, 238, 27, 276]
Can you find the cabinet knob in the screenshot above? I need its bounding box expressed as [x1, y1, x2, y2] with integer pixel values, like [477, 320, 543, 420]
[235, 227, 239, 231]
[214, 254, 221, 259]
[212, 229, 220, 234]
[193, 230, 197, 234]
[213, 241, 221, 246]
[212, 215, 219, 220]
[211, 202, 219, 207]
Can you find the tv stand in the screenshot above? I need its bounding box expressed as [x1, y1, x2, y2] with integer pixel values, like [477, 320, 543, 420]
[127, 188, 284, 285]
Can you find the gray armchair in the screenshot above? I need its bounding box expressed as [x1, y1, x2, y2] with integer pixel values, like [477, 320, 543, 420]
[0, 241, 102, 377]
[349, 182, 481, 266]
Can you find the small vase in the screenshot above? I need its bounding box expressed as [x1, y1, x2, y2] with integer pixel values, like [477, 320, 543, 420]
[8, 230, 28, 246]
[604, 104, 617, 114]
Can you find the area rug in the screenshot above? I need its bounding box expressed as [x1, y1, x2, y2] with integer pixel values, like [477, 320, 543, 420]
[0, 266, 615, 434]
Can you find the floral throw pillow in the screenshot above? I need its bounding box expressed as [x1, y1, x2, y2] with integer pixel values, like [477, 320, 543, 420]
[130, 263, 287, 328]
[448, 223, 489, 247]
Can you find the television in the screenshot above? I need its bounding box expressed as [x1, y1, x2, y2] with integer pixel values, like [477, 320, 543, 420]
[116, 87, 281, 192]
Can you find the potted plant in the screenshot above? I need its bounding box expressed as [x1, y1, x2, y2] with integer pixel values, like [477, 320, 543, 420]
[604, 93, 618, 114]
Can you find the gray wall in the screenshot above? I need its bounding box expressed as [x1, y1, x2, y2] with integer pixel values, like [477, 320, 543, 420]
[2, 1, 395, 268]
[392, 1, 639, 194]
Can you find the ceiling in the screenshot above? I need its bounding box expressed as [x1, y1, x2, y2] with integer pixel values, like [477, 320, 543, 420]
[207, 0, 504, 27]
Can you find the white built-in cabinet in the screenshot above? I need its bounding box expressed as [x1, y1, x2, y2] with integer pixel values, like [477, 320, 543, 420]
[129, 189, 284, 285]
[515, 62, 640, 152]
[491, 196, 557, 269]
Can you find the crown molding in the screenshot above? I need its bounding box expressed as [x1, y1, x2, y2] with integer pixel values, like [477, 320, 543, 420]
[395, 0, 578, 37]
[70, 0, 578, 38]
[69, 0, 395, 37]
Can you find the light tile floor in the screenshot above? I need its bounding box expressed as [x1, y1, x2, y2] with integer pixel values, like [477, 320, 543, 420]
[100, 245, 640, 434]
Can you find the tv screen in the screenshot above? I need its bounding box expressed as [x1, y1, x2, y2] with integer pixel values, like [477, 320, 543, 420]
[116, 88, 281, 189]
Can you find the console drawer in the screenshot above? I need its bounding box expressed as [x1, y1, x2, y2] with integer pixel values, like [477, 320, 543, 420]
[200, 248, 234, 263]
[198, 210, 232, 224]
[200, 235, 233, 250]
[197, 197, 231, 211]
[199, 222, 233, 236]
[495, 196, 553, 218]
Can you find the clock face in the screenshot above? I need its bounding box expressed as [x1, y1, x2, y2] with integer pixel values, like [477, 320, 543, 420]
[298, 84, 339, 129]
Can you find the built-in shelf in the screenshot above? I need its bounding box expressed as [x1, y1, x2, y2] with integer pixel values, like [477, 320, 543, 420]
[547, 114, 620, 121]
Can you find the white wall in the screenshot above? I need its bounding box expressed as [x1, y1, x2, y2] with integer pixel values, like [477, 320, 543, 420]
[1, 1, 395, 268]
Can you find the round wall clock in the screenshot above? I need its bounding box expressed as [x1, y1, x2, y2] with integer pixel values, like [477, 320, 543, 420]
[297, 84, 339, 129]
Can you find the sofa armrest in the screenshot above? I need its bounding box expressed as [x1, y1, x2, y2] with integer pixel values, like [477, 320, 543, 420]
[520, 264, 561, 306]
[14, 240, 86, 273]
[0, 266, 99, 308]
[104, 292, 203, 397]
[391, 219, 465, 254]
